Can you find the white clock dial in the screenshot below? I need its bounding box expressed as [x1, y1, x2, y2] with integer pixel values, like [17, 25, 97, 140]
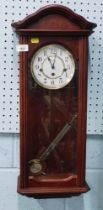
[31, 44, 75, 89]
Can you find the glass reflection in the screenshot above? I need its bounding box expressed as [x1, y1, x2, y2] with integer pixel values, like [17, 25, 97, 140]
[28, 70, 78, 175]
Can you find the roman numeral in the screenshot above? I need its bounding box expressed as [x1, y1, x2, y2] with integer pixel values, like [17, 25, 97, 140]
[51, 80, 54, 85]
[66, 72, 68, 77]
[44, 78, 47, 83]
[38, 57, 42, 62]
[59, 78, 63, 83]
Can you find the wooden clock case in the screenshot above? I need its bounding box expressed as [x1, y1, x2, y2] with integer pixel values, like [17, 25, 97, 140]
[12, 5, 96, 197]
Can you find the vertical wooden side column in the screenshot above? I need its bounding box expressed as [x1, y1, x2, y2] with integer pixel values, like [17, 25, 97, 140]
[19, 36, 28, 189]
[77, 36, 88, 186]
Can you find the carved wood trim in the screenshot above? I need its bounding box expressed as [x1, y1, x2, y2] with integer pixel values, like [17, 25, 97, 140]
[12, 4, 96, 33]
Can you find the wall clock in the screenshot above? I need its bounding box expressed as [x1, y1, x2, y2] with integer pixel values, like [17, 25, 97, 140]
[12, 4, 96, 197]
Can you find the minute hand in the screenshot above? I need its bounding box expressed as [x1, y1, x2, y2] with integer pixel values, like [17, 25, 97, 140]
[52, 54, 56, 69]
[39, 114, 77, 161]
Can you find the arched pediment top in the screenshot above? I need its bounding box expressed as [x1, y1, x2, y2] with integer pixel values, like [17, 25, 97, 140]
[12, 4, 96, 34]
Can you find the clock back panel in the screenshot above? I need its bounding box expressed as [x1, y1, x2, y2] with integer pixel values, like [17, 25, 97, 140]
[27, 38, 79, 186]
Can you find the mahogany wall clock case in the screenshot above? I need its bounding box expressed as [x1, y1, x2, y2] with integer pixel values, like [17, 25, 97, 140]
[11, 4, 96, 197]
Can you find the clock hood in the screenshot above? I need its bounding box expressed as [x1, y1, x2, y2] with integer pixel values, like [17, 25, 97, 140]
[11, 4, 97, 36]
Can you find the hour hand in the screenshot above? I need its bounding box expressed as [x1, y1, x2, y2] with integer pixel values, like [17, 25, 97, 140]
[47, 56, 53, 68]
[47, 56, 56, 69]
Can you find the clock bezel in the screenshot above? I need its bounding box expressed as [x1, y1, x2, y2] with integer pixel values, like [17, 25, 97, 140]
[30, 43, 76, 90]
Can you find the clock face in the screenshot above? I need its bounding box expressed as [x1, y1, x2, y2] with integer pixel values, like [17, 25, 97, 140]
[31, 44, 75, 89]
